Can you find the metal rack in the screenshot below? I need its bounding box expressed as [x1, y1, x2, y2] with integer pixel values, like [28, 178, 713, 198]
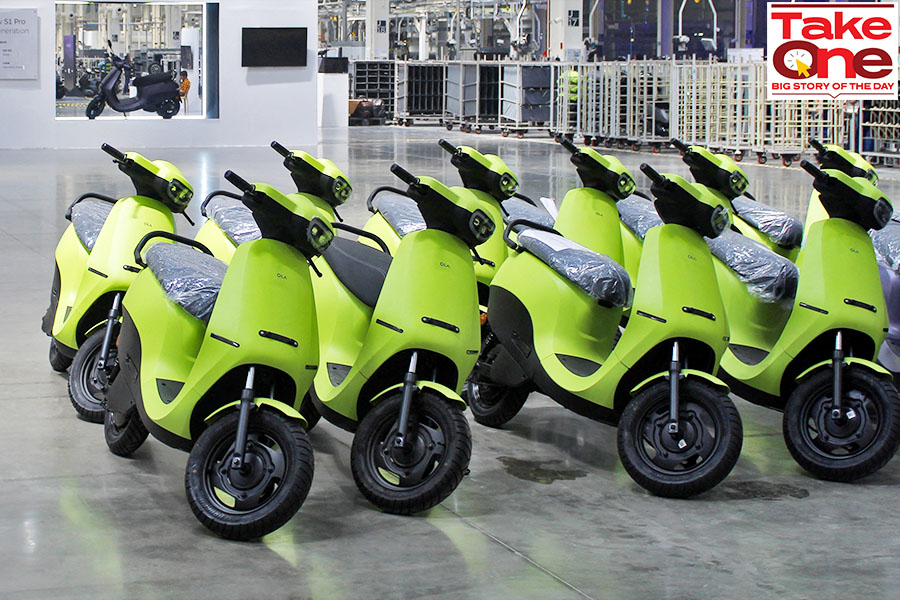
[395, 61, 446, 126]
[500, 63, 552, 138]
[350, 60, 395, 121]
[859, 99, 900, 167]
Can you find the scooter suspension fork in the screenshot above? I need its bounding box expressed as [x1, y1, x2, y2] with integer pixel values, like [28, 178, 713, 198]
[231, 366, 257, 470]
[831, 331, 846, 420]
[667, 341, 684, 439]
[97, 292, 123, 371]
[394, 352, 419, 448]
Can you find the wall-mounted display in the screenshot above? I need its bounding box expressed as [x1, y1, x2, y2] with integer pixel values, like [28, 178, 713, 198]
[241, 27, 307, 67]
[0, 9, 39, 80]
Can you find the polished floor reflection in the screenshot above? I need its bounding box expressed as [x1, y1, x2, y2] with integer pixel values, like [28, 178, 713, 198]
[2, 128, 900, 599]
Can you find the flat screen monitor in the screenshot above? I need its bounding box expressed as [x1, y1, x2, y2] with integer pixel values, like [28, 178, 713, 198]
[241, 27, 308, 67]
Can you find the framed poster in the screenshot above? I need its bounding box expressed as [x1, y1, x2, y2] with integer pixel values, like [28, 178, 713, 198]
[0, 9, 38, 80]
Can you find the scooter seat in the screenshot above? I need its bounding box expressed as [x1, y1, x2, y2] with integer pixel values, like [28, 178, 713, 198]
[706, 230, 799, 303]
[501, 198, 556, 231]
[206, 196, 261, 245]
[373, 193, 426, 237]
[322, 237, 392, 308]
[145, 243, 228, 324]
[731, 196, 803, 249]
[71, 199, 114, 251]
[618, 195, 663, 240]
[133, 72, 173, 87]
[872, 220, 900, 271]
[517, 229, 632, 307]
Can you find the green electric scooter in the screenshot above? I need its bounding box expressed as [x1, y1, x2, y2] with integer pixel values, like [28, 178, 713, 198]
[466, 164, 743, 498]
[41, 144, 194, 423]
[194, 141, 350, 263]
[717, 161, 900, 481]
[308, 164, 494, 514]
[103, 171, 334, 540]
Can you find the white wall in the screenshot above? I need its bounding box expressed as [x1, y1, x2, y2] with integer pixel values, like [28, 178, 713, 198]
[0, 0, 318, 149]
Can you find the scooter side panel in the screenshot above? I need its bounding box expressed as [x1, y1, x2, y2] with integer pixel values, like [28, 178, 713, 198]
[554, 188, 624, 265]
[360, 212, 402, 254]
[50, 225, 90, 346]
[194, 219, 237, 264]
[802, 190, 827, 244]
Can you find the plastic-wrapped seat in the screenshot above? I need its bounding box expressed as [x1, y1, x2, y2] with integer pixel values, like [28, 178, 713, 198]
[71, 199, 114, 251]
[517, 229, 632, 308]
[145, 243, 228, 324]
[618, 195, 663, 241]
[373, 193, 426, 237]
[706, 230, 799, 303]
[872, 220, 900, 271]
[501, 198, 555, 231]
[206, 196, 261, 245]
[731, 196, 803, 249]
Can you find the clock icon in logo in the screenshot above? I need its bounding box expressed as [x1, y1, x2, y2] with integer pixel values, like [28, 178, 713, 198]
[785, 48, 814, 77]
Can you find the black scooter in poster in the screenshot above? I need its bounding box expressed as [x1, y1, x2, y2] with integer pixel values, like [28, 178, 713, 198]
[86, 41, 181, 120]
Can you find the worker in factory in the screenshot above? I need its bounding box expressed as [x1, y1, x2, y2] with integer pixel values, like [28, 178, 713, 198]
[179, 70, 191, 114]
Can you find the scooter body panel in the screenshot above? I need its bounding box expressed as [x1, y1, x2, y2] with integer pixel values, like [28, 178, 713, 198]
[722, 218, 888, 398]
[194, 219, 238, 263]
[360, 212, 402, 254]
[554, 188, 624, 264]
[115, 239, 318, 445]
[50, 195, 174, 349]
[877, 262, 900, 372]
[312, 230, 480, 422]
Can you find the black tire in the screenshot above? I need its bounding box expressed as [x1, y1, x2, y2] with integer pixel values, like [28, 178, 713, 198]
[68, 331, 107, 423]
[783, 368, 900, 481]
[49, 340, 72, 372]
[86, 96, 105, 119]
[617, 380, 743, 498]
[299, 393, 321, 432]
[157, 98, 180, 119]
[351, 392, 471, 514]
[185, 410, 314, 540]
[104, 407, 148, 457]
[464, 377, 529, 428]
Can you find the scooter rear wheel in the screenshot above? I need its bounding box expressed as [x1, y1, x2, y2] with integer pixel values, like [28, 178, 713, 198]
[104, 407, 148, 457]
[351, 392, 471, 514]
[185, 409, 314, 540]
[783, 367, 900, 481]
[157, 98, 180, 119]
[464, 378, 529, 428]
[617, 380, 743, 498]
[49, 340, 72, 372]
[68, 331, 107, 423]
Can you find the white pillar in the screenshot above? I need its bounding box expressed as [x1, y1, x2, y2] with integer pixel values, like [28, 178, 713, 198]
[181, 27, 201, 115]
[418, 17, 428, 60]
[548, 0, 583, 61]
[365, 0, 390, 60]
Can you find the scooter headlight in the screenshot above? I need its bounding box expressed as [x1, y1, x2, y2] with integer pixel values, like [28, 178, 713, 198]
[866, 169, 879, 186]
[728, 170, 749, 197]
[167, 179, 193, 209]
[499, 173, 519, 196]
[331, 176, 352, 204]
[306, 217, 334, 253]
[872, 197, 892, 230]
[617, 173, 636, 197]
[709, 204, 729, 237]
[468, 209, 495, 245]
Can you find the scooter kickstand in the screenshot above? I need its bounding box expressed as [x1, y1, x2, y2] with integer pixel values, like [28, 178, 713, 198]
[394, 352, 419, 448]
[231, 366, 257, 470]
[831, 331, 849, 421]
[667, 341, 684, 445]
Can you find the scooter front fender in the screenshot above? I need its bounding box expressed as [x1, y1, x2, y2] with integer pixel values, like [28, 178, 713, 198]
[369, 381, 467, 409]
[203, 398, 307, 428]
[630, 369, 730, 396]
[795, 358, 893, 383]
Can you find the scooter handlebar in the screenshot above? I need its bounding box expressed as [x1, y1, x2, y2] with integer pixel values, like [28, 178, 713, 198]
[640, 163, 666, 186]
[438, 139, 458, 155]
[556, 136, 578, 155]
[390, 164, 418, 186]
[809, 138, 828, 154]
[670, 138, 690, 154]
[800, 159, 829, 182]
[101, 143, 126, 162]
[224, 170, 254, 193]
[270, 140, 291, 158]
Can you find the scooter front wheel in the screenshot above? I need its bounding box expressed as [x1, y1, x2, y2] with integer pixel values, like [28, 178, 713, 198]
[86, 96, 105, 119]
[617, 380, 743, 498]
[104, 407, 148, 457]
[185, 409, 314, 540]
[68, 331, 107, 423]
[464, 377, 529, 428]
[783, 368, 900, 481]
[351, 392, 471, 514]
[157, 98, 180, 119]
[49, 340, 72, 372]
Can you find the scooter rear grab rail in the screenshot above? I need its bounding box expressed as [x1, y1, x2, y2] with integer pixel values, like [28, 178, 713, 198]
[133, 231, 214, 268]
[331, 222, 390, 254]
[503, 218, 562, 252]
[366, 185, 410, 213]
[200, 190, 242, 218]
[64, 192, 118, 221]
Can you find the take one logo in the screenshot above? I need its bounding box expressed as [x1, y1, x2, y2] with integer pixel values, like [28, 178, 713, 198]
[767, 2, 899, 100]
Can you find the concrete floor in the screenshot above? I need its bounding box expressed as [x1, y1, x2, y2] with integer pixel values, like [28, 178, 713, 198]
[3, 127, 900, 599]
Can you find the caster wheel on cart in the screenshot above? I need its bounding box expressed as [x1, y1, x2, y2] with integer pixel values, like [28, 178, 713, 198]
[548, 129, 556, 138]
[516, 131, 524, 139]
[474, 126, 482, 134]
[632, 143, 642, 152]
[652, 144, 661, 154]
[445, 123, 453, 131]
[734, 152, 743, 162]
[616, 140, 625, 150]
[757, 153, 768, 164]
[591, 137, 600, 147]
[783, 156, 793, 167]
[604, 139, 612, 148]
[501, 130, 509, 138]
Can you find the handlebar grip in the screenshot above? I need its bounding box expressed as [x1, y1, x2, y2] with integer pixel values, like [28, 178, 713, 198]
[556, 136, 578, 154]
[438, 139, 457, 155]
[640, 163, 665, 185]
[224, 170, 254, 193]
[670, 138, 689, 153]
[800, 160, 828, 181]
[101, 143, 126, 161]
[271, 140, 291, 158]
[809, 138, 827, 154]
[390, 164, 418, 186]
